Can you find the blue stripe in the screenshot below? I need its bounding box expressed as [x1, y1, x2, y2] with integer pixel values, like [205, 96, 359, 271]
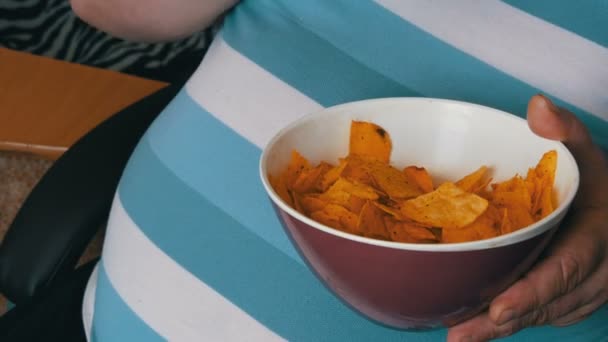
[221, 1, 421, 106]
[503, 0, 608, 48]
[145, 90, 302, 264]
[91, 262, 163, 341]
[222, 0, 608, 149]
[118, 137, 447, 341]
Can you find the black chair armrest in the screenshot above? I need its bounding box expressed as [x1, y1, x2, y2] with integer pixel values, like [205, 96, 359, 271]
[0, 84, 180, 304]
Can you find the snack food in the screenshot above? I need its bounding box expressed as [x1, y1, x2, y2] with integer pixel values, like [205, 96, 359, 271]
[269, 120, 557, 243]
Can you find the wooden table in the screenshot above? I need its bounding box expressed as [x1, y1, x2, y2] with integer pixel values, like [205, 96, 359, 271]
[0, 47, 168, 159]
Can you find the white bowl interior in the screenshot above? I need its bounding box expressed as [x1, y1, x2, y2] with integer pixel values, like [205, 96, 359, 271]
[261, 98, 579, 251]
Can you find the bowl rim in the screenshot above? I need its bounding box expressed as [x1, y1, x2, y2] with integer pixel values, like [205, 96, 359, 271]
[259, 97, 580, 252]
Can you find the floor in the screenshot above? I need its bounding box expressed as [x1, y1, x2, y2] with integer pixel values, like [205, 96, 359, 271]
[0, 151, 104, 313]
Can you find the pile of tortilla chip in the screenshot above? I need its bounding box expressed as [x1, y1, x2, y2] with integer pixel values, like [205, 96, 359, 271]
[269, 121, 557, 244]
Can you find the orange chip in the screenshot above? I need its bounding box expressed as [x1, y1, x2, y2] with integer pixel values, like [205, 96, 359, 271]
[525, 167, 537, 198]
[534, 150, 557, 186]
[322, 177, 379, 201]
[369, 162, 422, 199]
[474, 212, 501, 240]
[530, 151, 557, 220]
[492, 191, 531, 211]
[269, 173, 293, 208]
[403, 166, 434, 193]
[499, 208, 514, 235]
[400, 182, 489, 229]
[442, 226, 480, 243]
[473, 177, 494, 196]
[347, 195, 368, 214]
[385, 217, 438, 243]
[533, 177, 554, 220]
[341, 156, 375, 186]
[310, 208, 340, 230]
[503, 204, 535, 231]
[358, 201, 391, 240]
[456, 166, 489, 193]
[469, 204, 501, 238]
[442, 204, 500, 243]
[292, 192, 306, 214]
[270, 120, 557, 244]
[299, 194, 328, 215]
[373, 200, 403, 220]
[292, 161, 333, 193]
[311, 204, 359, 235]
[349, 121, 392, 163]
[319, 158, 348, 191]
[317, 177, 378, 215]
[286, 150, 311, 188]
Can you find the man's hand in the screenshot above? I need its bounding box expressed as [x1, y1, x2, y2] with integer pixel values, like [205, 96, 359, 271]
[447, 95, 608, 341]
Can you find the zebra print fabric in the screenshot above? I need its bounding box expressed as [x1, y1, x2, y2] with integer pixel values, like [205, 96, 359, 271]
[0, 0, 212, 83]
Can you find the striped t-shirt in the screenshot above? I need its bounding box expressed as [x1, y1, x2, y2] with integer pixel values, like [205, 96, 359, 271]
[83, 1, 608, 341]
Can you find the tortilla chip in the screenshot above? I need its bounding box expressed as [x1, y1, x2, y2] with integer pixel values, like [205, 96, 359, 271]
[269, 120, 557, 244]
[341, 156, 375, 186]
[299, 194, 328, 214]
[492, 191, 529, 210]
[403, 166, 434, 193]
[292, 192, 306, 214]
[534, 150, 557, 186]
[442, 204, 500, 243]
[319, 158, 348, 191]
[400, 182, 489, 229]
[369, 162, 422, 199]
[324, 177, 379, 200]
[385, 217, 438, 243]
[442, 226, 480, 243]
[373, 200, 404, 220]
[529, 151, 557, 220]
[473, 177, 494, 197]
[503, 204, 535, 231]
[500, 208, 514, 235]
[311, 204, 359, 235]
[269, 172, 293, 207]
[286, 150, 311, 189]
[349, 121, 392, 163]
[456, 166, 489, 193]
[358, 201, 391, 240]
[310, 208, 341, 231]
[347, 195, 368, 214]
[533, 177, 554, 220]
[292, 161, 333, 193]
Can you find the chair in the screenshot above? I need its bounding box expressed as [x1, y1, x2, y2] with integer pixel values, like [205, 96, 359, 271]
[0, 83, 181, 340]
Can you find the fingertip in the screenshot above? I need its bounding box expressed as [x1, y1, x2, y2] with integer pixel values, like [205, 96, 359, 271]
[447, 313, 497, 342]
[489, 297, 515, 325]
[526, 94, 569, 141]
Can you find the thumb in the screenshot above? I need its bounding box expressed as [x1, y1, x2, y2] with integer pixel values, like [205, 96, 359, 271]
[527, 94, 607, 207]
[527, 94, 594, 155]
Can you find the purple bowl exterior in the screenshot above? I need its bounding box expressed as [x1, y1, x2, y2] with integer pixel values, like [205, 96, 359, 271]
[274, 203, 558, 330]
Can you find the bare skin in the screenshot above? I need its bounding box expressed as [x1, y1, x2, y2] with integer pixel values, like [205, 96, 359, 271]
[69, 0, 237, 42]
[447, 95, 608, 341]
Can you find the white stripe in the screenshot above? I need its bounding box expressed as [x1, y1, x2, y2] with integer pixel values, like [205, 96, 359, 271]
[82, 265, 98, 342]
[101, 195, 284, 342]
[375, 0, 608, 120]
[185, 37, 323, 148]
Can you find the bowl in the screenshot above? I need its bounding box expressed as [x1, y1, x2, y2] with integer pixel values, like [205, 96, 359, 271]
[259, 97, 579, 329]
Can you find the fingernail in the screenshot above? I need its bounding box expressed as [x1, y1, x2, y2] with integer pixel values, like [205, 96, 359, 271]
[538, 94, 558, 111]
[497, 309, 515, 325]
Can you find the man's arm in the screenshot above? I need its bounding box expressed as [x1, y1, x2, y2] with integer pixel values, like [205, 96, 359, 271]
[70, 0, 239, 42]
